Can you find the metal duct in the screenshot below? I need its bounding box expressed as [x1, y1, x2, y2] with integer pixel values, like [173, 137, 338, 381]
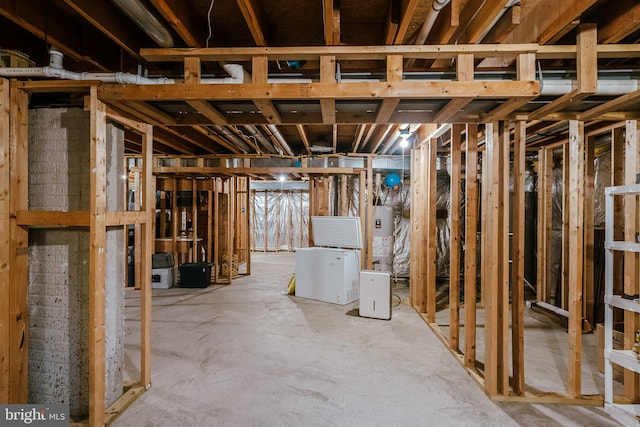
[265, 125, 294, 155]
[245, 125, 278, 154]
[210, 125, 253, 153]
[111, 0, 174, 47]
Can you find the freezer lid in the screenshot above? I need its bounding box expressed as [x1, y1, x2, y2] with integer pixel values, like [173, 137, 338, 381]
[311, 216, 362, 249]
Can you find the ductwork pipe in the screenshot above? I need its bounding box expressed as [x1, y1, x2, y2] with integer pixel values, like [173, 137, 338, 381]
[245, 125, 278, 154]
[414, 0, 449, 46]
[210, 125, 253, 153]
[111, 0, 174, 47]
[266, 125, 294, 155]
[540, 79, 639, 96]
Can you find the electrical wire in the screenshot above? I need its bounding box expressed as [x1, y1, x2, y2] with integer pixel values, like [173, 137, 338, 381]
[205, 0, 216, 48]
[393, 294, 402, 307]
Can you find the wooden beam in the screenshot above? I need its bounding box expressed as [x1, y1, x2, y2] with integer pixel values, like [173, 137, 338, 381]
[479, 0, 600, 67]
[62, 0, 146, 59]
[481, 52, 536, 122]
[384, 0, 401, 45]
[8, 85, 28, 403]
[567, 120, 585, 398]
[351, 124, 367, 153]
[320, 56, 337, 125]
[140, 124, 153, 388]
[432, 53, 473, 123]
[375, 55, 404, 124]
[296, 124, 312, 155]
[449, 124, 462, 350]
[597, 0, 640, 43]
[0, 79, 8, 403]
[236, 0, 269, 46]
[150, 0, 205, 47]
[394, 0, 420, 45]
[0, 0, 132, 71]
[426, 138, 437, 323]
[89, 87, 107, 427]
[579, 89, 640, 122]
[464, 123, 478, 368]
[252, 55, 282, 124]
[359, 170, 366, 268]
[481, 3, 521, 44]
[623, 120, 640, 401]
[323, 0, 340, 45]
[512, 120, 526, 396]
[141, 43, 554, 62]
[583, 135, 595, 326]
[98, 81, 541, 102]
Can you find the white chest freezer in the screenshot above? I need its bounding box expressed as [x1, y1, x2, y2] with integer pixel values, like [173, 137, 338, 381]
[295, 216, 362, 305]
[295, 247, 360, 305]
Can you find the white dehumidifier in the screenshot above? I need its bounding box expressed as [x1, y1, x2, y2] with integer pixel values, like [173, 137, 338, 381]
[359, 270, 391, 320]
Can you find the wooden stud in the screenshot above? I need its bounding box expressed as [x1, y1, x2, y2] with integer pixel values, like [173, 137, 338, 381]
[140, 125, 153, 388]
[8, 85, 28, 403]
[464, 123, 478, 368]
[562, 143, 570, 308]
[624, 120, 640, 400]
[512, 120, 526, 395]
[191, 179, 198, 262]
[264, 190, 269, 251]
[320, 56, 337, 125]
[583, 135, 595, 326]
[207, 189, 213, 263]
[409, 148, 420, 307]
[359, 170, 366, 269]
[171, 179, 178, 264]
[417, 146, 429, 313]
[536, 148, 550, 302]
[133, 170, 142, 290]
[449, 124, 462, 350]
[426, 138, 437, 324]
[89, 87, 107, 427]
[482, 122, 501, 397]
[0, 78, 9, 402]
[366, 160, 374, 270]
[497, 122, 510, 396]
[213, 178, 220, 283]
[183, 57, 201, 84]
[340, 175, 348, 216]
[245, 179, 251, 275]
[612, 128, 625, 297]
[228, 177, 235, 283]
[567, 120, 585, 398]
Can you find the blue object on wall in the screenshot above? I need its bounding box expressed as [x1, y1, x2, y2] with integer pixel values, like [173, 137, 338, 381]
[385, 173, 401, 188]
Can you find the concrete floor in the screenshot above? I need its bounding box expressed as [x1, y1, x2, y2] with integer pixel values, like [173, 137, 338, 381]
[114, 253, 618, 427]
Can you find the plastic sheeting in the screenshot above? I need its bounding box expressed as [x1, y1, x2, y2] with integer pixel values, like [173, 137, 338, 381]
[251, 190, 309, 251]
[593, 151, 611, 228]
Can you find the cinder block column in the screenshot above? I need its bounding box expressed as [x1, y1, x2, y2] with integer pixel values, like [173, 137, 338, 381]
[27, 108, 124, 418]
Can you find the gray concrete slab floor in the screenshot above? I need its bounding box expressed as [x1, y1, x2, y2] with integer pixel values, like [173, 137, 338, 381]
[113, 253, 618, 427]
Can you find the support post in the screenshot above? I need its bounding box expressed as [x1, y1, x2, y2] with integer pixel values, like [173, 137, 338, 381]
[567, 120, 585, 398]
[89, 87, 107, 427]
[214, 178, 219, 283]
[426, 138, 437, 323]
[536, 148, 548, 301]
[359, 170, 366, 269]
[624, 120, 640, 400]
[140, 125, 153, 389]
[464, 123, 478, 368]
[449, 125, 462, 349]
[367, 160, 374, 270]
[0, 78, 9, 402]
[583, 135, 595, 326]
[512, 120, 526, 395]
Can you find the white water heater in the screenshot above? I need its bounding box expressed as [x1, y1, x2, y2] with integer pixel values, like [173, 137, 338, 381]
[372, 206, 394, 272]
